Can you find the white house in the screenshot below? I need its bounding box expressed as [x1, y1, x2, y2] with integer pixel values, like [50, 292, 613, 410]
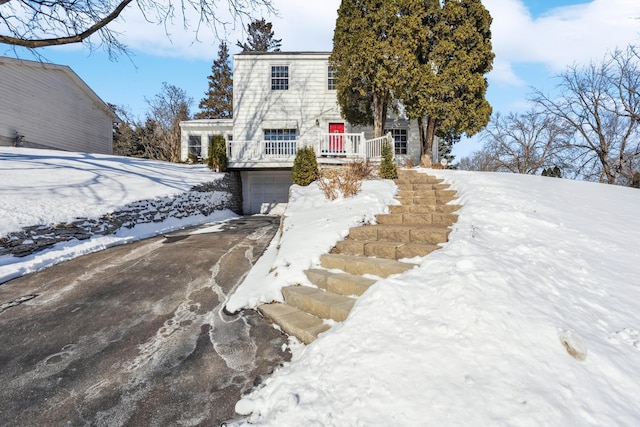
[0, 56, 117, 154]
[180, 51, 426, 214]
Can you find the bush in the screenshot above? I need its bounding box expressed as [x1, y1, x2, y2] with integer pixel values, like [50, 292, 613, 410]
[379, 141, 397, 179]
[207, 134, 228, 172]
[348, 158, 374, 180]
[318, 168, 362, 200]
[292, 146, 318, 186]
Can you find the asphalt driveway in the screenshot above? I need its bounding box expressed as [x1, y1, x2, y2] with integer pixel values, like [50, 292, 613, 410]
[0, 216, 289, 426]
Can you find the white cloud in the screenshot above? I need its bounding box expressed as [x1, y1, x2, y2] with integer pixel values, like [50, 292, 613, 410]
[486, 0, 640, 84]
[108, 0, 339, 58]
[106, 0, 639, 83]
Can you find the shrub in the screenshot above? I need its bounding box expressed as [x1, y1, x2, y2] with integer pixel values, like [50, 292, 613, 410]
[348, 158, 374, 180]
[379, 141, 397, 179]
[292, 146, 318, 186]
[207, 134, 228, 172]
[318, 168, 362, 200]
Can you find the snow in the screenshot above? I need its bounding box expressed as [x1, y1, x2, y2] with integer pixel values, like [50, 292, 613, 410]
[0, 147, 237, 283]
[225, 179, 398, 312]
[3, 147, 640, 425]
[230, 170, 640, 426]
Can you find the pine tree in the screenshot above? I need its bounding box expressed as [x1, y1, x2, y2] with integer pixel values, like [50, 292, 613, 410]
[403, 0, 494, 162]
[236, 18, 282, 52]
[195, 42, 233, 119]
[330, 0, 421, 137]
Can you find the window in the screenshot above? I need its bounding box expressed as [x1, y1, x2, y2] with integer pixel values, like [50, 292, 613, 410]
[328, 67, 336, 90]
[271, 65, 289, 90]
[385, 128, 408, 155]
[264, 129, 297, 155]
[188, 135, 202, 158]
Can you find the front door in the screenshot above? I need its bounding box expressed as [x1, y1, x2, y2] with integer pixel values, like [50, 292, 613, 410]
[328, 123, 345, 152]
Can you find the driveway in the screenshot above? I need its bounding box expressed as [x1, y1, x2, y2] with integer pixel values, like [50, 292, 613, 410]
[0, 216, 289, 426]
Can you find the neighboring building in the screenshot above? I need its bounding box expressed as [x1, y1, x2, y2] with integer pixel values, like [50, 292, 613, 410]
[0, 56, 117, 154]
[180, 51, 428, 214]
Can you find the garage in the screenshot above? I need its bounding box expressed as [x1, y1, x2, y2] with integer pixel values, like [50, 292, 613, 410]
[241, 170, 293, 215]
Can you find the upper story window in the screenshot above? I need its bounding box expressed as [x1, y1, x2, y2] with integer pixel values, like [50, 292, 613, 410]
[271, 65, 289, 90]
[328, 67, 336, 90]
[385, 128, 408, 155]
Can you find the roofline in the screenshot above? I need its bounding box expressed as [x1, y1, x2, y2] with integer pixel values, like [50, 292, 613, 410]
[0, 56, 118, 121]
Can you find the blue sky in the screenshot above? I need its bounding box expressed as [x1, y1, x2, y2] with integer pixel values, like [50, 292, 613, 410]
[2, 0, 639, 158]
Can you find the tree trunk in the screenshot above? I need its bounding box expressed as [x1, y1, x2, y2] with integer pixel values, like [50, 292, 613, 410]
[372, 91, 388, 138]
[421, 116, 438, 167]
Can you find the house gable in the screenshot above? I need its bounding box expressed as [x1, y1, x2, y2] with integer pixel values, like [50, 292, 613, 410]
[0, 56, 116, 154]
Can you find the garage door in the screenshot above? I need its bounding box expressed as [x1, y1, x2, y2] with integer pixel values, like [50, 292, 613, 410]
[242, 171, 293, 214]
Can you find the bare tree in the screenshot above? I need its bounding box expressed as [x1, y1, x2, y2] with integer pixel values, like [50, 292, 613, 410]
[143, 82, 192, 162]
[0, 0, 274, 56]
[480, 110, 572, 175]
[457, 149, 498, 172]
[532, 47, 640, 184]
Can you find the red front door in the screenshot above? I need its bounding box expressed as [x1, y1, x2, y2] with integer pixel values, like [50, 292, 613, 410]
[328, 123, 344, 152]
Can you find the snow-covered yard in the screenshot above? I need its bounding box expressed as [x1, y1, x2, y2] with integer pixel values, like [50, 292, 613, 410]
[230, 170, 640, 425]
[1, 147, 639, 425]
[0, 147, 237, 283]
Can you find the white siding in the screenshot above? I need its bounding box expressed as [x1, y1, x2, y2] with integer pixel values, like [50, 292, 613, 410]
[232, 53, 343, 146]
[179, 119, 233, 161]
[0, 58, 114, 154]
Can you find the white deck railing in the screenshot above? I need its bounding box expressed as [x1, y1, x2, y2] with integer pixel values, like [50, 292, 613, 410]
[317, 133, 364, 157]
[228, 133, 394, 163]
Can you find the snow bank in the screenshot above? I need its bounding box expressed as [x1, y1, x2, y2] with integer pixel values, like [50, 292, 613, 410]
[0, 147, 222, 236]
[225, 179, 398, 312]
[0, 147, 238, 283]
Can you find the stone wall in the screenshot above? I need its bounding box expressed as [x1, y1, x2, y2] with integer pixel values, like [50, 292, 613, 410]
[0, 171, 244, 258]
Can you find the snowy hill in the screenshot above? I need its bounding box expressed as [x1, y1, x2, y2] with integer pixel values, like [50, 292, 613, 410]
[1, 147, 639, 425]
[231, 170, 640, 426]
[0, 147, 237, 283]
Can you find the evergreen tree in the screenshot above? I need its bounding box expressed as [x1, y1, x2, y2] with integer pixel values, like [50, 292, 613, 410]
[207, 134, 228, 172]
[292, 146, 318, 186]
[330, 0, 421, 137]
[236, 18, 282, 52]
[196, 42, 233, 119]
[436, 128, 459, 167]
[403, 0, 494, 164]
[379, 142, 398, 179]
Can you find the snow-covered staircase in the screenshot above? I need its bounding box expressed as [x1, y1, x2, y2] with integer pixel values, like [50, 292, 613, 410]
[258, 169, 460, 344]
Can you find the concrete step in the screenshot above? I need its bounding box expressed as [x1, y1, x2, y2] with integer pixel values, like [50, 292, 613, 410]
[348, 224, 451, 245]
[396, 189, 457, 199]
[389, 204, 462, 214]
[305, 269, 376, 296]
[258, 302, 330, 345]
[396, 183, 451, 191]
[396, 194, 457, 205]
[282, 285, 355, 322]
[320, 253, 414, 277]
[395, 178, 444, 187]
[334, 240, 439, 260]
[376, 212, 458, 226]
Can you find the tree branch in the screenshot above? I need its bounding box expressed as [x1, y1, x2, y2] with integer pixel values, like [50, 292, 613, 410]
[0, 0, 133, 48]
